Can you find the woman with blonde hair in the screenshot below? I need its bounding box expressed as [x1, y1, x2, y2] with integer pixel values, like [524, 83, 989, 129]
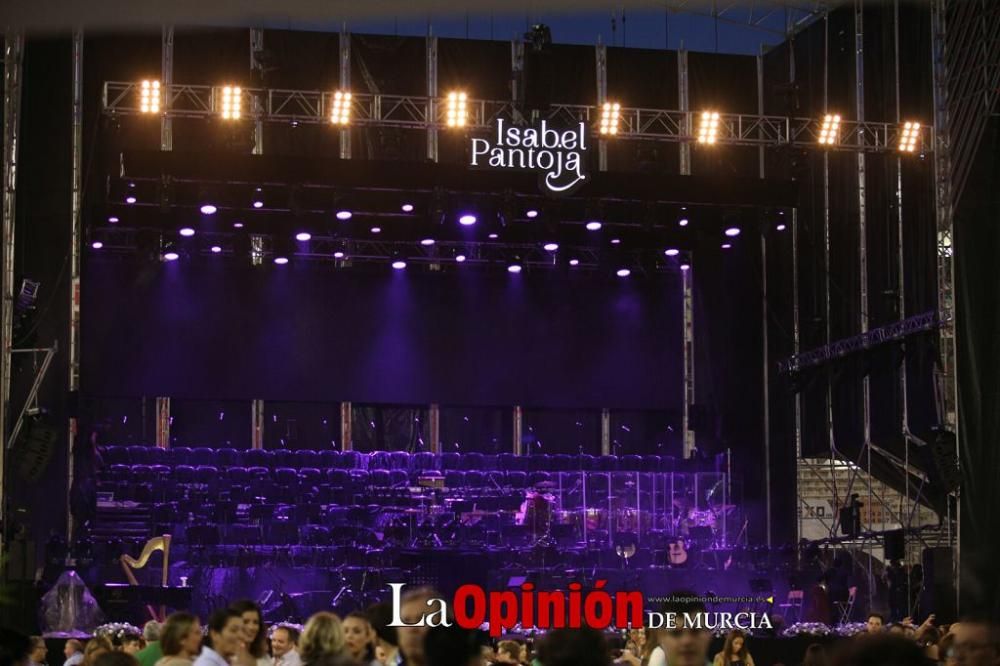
[154, 612, 202, 666]
[299, 612, 351, 666]
[712, 630, 754, 666]
[83, 637, 114, 666]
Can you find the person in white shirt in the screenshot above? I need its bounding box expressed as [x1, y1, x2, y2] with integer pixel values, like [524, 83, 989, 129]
[194, 609, 244, 666]
[63, 640, 84, 666]
[269, 626, 301, 666]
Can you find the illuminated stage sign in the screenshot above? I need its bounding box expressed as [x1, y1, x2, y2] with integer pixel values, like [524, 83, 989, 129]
[470, 119, 588, 195]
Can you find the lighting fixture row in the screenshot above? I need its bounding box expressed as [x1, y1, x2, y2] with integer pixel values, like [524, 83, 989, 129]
[135, 81, 922, 151]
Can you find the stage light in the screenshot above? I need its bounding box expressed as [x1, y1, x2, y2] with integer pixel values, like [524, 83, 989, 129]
[722, 243, 732, 249]
[697, 111, 721, 144]
[543, 242, 559, 252]
[333, 251, 345, 259]
[599, 101, 621, 135]
[488, 233, 499, 239]
[459, 213, 477, 226]
[335, 210, 353, 221]
[586, 221, 602, 231]
[392, 260, 407, 270]
[665, 248, 680, 257]
[569, 258, 580, 266]
[818, 114, 841, 145]
[221, 86, 242, 120]
[776, 223, 787, 231]
[401, 203, 415, 213]
[163, 251, 179, 262]
[526, 209, 539, 219]
[179, 227, 195, 237]
[420, 238, 436, 246]
[252, 187, 264, 208]
[210, 245, 222, 253]
[125, 195, 137, 204]
[455, 254, 467, 263]
[610, 238, 621, 245]
[233, 222, 244, 229]
[725, 227, 741, 237]
[680, 263, 690, 271]
[140, 80, 161, 114]
[200, 204, 217, 215]
[295, 232, 312, 241]
[329, 90, 351, 125]
[616, 268, 631, 277]
[678, 218, 689, 227]
[899, 121, 921, 152]
[371, 226, 382, 234]
[91, 241, 104, 249]
[507, 264, 522, 274]
[274, 256, 289, 265]
[252, 200, 263, 209]
[108, 216, 119, 224]
[446, 91, 468, 128]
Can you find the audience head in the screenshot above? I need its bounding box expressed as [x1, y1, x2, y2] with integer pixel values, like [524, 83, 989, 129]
[27, 638, 46, 665]
[206, 608, 245, 658]
[833, 634, 932, 666]
[342, 612, 374, 663]
[118, 637, 142, 656]
[270, 626, 300, 659]
[659, 591, 711, 666]
[536, 628, 610, 666]
[423, 624, 487, 666]
[721, 630, 748, 660]
[801, 643, 829, 666]
[300, 612, 345, 666]
[495, 640, 521, 664]
[63, 641, 83, 659]
[82, 638, 112, 666]
[0, 628, 31, 666]
[92, 654, 138, 666]
[396, 587, 440, 666]
[160, 612, 202, 659]
[142, 621, 163, 644]
[229, 600, 267, 659]
[946, 620, 1000, 665]
[866, 612, 884, 633]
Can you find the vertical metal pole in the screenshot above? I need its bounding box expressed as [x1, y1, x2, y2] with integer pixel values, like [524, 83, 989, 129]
[67, 29, 84, 543]
[601, 408, 611, 456]
[678, 48, 691, 175]
[511, 39, 524, 116]
[428, 404, 440, 454]
[682, 264, 696, 458]
[757, 45, 771, 548]
[155, 397, 171, 448]
[757, 51, 766, 178]
[251, 399, 264, 450]
[250, 28, 264, 155]
[596, 42, 608, 172]
[793, 207, 803, 544]
[426, 34, 438, 162]
[513, 406, 523, 455]
[340, 402, 352, 451]
[823, 13, 835, 469]
[160, 26, 173, 151]
[1, 32, 24, 559]
[339, 27, 351, 160]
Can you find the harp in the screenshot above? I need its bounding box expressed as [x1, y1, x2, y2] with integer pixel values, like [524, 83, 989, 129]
[120, 534, 171, 621]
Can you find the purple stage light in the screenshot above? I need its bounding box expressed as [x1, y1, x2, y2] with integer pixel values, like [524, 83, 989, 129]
[392, 260, 407, 270]
[128, 182, 136, 188]
[108, 216, 119, 224]
[586, 221, 602, 231]
[125, 196, 137, 204]
[722, 243, 732, 249]
[336, 210, 353, 221]
[401, 203, 415, 213]
[370, 226, 382, 234]
[526, 209, 539, 219]
[233, 222, 244, 229]
[616, 268, 631, 277]
[455, 254, 467, 263]
[776, 223, 787, 231]
[779, 210, 785, 215]
[678, 218, 689, 227]
[163, 252, 179, 261]
[210, 245, 222, 253]
[91, 241, 104, 249]
[610, 238, 621, 245]
[420, 238, 435, 246]
[179, 227, 195, 237]
[459, 214, 477, 226]
[665, 248, 680, 257]
[274, 256, 289, 265]
[725, 227, 741, 237]
[680, 263, 691, 271]
[569, 258, 580, 266]
[488, 233, 499, 239]
[543, 242, 559, 252]
[296, 232, 312, 241]
[200, 204, 217, 215]
[333, 251, 345, 259]
[507, 265, 522, 274]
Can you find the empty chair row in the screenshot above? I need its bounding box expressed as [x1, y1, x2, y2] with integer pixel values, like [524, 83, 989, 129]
[100, 446, 687, 473]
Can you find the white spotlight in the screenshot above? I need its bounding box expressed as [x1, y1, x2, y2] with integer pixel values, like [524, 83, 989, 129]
[220, 85, 242, 120]
[697, 111, 721, 144]
[446, 91, 468, 128]
[818, 114, 842, 145]
[898, 121, 921, 153]
[140, 80, 161, 114]
[599, 101, 621, 135]
[330, 90, 352, 125]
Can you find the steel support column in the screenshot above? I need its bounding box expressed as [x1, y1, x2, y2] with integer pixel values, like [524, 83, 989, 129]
[251, 399, 265, 450]
[340, 402, 352, 451]
[678, 49, 691, 175]
[428, 403, 440, 454]
[155, 397, 171, 448]
[67, 29, 84, 543]
[339, 27, 351, 159]
[596, 42, 608, 172]
[426, 35, 438, 162]
[601, 408, 611, 456]
[513, 406, 523, 456]
[757, 46, 771, 547]
[250, 28, 264, 155]
[682, 263, 695, 458]
[793, 208, 803, 544]
[161, 26, 173, 151]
